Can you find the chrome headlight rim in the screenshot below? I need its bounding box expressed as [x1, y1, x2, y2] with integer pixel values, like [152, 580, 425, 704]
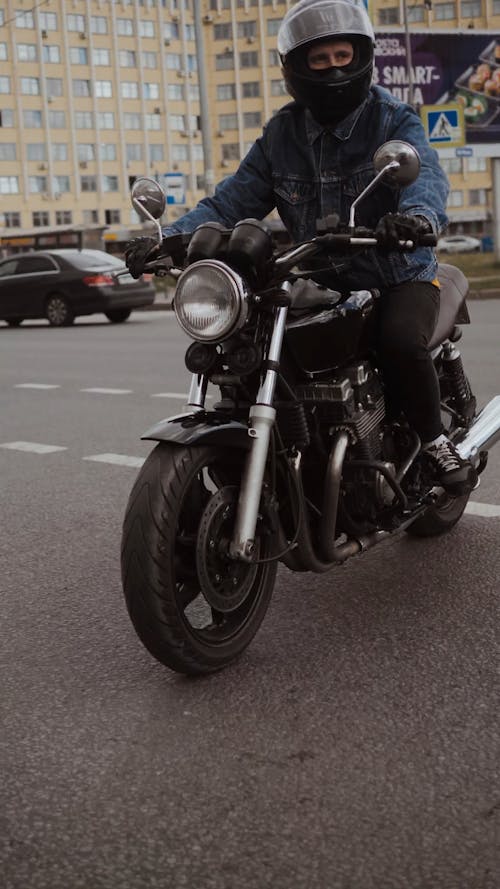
[173, 259, 248, 344]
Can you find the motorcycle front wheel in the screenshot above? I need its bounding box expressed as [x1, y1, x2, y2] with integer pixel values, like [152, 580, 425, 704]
[121, 443, 277, 675]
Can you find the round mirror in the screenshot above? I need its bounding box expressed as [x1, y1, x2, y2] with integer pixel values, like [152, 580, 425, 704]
[130, 177, 166, 220]
[372, 140, 421, 187]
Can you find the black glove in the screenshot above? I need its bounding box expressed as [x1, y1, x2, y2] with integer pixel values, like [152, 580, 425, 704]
[375, 213, 432, 251]
[124, 237, 159, 279]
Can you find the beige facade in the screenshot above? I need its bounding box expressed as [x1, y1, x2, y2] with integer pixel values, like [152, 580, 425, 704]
[0, 0, 497, 250]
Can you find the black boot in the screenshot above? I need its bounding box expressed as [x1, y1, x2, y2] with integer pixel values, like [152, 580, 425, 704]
[423, 435, 477, 496]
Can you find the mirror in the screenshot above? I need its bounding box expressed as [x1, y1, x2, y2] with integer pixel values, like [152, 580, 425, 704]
[372, 140, 421, 187]
[130, 177, 166, 243]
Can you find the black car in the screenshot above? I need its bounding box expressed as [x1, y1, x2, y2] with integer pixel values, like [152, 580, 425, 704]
[0, 249, 155, 327]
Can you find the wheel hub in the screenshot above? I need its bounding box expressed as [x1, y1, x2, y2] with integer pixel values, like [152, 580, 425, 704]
[196, 486, 260, 612]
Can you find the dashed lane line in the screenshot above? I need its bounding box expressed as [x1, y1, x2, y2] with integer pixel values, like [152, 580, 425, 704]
[80, 387, 133, 395]
[465, 501, 500, 518]
[0, 441, 67, 454]
[14, 383, 61, 390]
[83, 453, 146, 469]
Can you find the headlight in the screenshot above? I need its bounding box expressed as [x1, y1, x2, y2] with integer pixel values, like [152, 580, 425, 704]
[174, 260, 248, 343]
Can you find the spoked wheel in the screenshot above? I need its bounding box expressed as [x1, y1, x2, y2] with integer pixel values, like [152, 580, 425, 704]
[45, 294, 74, 327]
[121, 443, 277, 675]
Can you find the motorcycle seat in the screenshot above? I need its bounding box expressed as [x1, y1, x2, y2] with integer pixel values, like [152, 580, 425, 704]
[428, 262, 469, 350]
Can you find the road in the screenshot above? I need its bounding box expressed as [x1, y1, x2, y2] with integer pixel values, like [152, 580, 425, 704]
[1, 304, 499, 889]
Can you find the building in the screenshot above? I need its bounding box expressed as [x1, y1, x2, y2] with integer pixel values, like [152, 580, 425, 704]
[0, 0, 497, 253]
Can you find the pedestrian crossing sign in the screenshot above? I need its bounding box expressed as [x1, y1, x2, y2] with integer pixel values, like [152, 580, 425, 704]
[420, 103, 465, 149]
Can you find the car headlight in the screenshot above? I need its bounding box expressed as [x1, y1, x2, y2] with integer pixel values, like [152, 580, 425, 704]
[174, 260, 248, 343]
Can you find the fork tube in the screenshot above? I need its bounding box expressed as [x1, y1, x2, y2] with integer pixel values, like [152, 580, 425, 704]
[230, 304, 289, 561]
[187, 373, 208, 409]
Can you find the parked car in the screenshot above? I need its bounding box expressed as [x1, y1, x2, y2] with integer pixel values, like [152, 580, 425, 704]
[0, 249, 155, 327]
[436, 235, 482, 254]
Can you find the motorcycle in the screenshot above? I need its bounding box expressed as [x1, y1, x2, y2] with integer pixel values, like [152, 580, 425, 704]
[121, 141, 500, 676]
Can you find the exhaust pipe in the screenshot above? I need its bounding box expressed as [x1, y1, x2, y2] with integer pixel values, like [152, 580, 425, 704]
[457, 396, 500, 462]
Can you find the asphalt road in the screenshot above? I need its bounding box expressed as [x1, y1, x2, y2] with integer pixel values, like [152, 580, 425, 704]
[1, 304, 499, 889]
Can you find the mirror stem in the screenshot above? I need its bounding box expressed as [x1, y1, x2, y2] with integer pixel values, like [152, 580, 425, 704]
[132, 198, 163, 244]
[348, 160, 401, 229]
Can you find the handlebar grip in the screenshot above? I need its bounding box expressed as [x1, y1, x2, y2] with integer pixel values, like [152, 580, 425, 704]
[418, 233, 437, 247]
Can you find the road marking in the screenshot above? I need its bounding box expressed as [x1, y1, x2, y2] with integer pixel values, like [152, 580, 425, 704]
[80, 387, 133, 395]
[466, 501, 500, 518]
[15, 383, 61, 390]
[0, 441, 67, 454]
[151, 392, 188, 399]
[83, 453, 145, 468]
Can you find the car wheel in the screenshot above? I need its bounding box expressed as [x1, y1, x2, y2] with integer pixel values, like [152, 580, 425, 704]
[7, 318, 24, 327]
[45, 293, 75, 327]
[105, 309, 132, 323]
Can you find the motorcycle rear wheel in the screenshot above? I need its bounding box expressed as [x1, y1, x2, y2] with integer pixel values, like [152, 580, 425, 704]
[121, 442, 277, 675]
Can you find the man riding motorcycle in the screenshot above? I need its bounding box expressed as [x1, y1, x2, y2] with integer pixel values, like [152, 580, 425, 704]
[125, 0, 476, 495]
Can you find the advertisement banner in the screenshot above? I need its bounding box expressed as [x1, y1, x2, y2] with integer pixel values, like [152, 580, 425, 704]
[375, 32, 500, 144]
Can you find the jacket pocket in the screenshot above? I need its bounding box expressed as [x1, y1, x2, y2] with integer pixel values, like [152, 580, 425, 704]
[273, 177, 317, 240]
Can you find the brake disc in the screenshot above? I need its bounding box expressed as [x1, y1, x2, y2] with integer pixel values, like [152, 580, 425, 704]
[196, 486, 260, 612]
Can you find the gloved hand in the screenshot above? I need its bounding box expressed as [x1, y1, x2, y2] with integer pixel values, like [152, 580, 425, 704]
[375, 213, 432, 251]
[124, 237, 160, 279]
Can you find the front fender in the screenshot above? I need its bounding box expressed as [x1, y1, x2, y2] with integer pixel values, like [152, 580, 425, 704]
[141, 410, 251, 449]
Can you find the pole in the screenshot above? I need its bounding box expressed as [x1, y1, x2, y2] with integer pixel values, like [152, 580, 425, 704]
[492, 158, 500, 261]
[193, 0, 215, 196]
[402, 0, 415, 107]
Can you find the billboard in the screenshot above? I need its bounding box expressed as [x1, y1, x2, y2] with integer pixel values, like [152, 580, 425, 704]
[375, 32, 500, 144]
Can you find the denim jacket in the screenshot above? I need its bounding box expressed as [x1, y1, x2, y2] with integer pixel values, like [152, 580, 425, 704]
[163, 86, 449, 290]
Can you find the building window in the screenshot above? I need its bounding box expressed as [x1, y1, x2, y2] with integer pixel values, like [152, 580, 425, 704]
[52, 143, 68, 161]
[0, 110, 15, 127]
[407, 5, 425, 21]
[67, 14, 86, 31]
[103, 175, 119, 192]
[268, 49, 280, 66]
[48, 110, 66, 129]
[0, 43, 7, 61]
[172, 145, 189, 161]
[163, 22, 179, 39]
[243, 111, 262, 127]
[23, 110, 43, 128]
[141, 51, 157, 68]
[169, 114, 186, 130]
[78, 143, 95, 162]
[122, 82, 139, 99]
[117, 18, 134, 36]
[434, 2, 457, 18]
[378, 7, 400, 24]
[267, 19, 281, 35]
[93, 48, 110, 66]
[0, 76, 11, 93]
[46, 78, 63, 98]
[33, 211, 50, 226]
[26, 143, 46, 161]
[145, 114, 161, 130]
[237, 21, 257, 37]
[242, 81, 260, 98]
[217, 83, 236, 100]
[271, 79, 287, 96]
[81, 176, 98, 192]
[105, 209, 121, 224]
[73, 79, 91, 97]
[241, 51, 258, 67]
[461, 0, 482, 13]
[222, 143, 240, 161]
[29, 176, 47, 193]
[149, 144, 164, 162]
[95, 80, 112, 98]
[469, 188, 487, 204]
[468, 156, 487, 172]
[56, 210, 73, 225]
[69, 47, 87, 64]
[143, 82, 160, 99]
[0, 176, 20, 194]
[3, 212, 21, 227]
[54, 176, 70, 193]
[184, 24, 196, 40]
[15, 11, 35, 28]
[214, 23, 233, 39]
[97, 112, 115, 129]
[17, 43, 37, 62]
[124, 112, 141, 129]
[21, 77, 40, 95]
[0, 143, 16, 160]
[192, 145, 204, 161]
[119, 50, 137, 67]
[39, 12, 57, 30]
[441, 158, 462, 174]
[139, 20, 154, 37]
[215, 53, 234, 70]
[43, 45, 61, 63]
[448, 190, 464, 207]
[218, 113, 238, 130]
[83, 209, 99, 224]
[91, 16, 108, 34]
[493, 0, 500, 10]
[168, 84, 184, 100]
[126, 144, 143, 162]
[75, 111, 93, 129]
[100, 144, 117, 161]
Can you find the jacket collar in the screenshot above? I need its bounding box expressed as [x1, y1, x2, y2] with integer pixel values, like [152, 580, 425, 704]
[305, 97, 369, 145]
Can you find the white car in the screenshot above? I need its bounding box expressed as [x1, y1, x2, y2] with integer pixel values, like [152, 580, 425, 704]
[437, 235, 481, 254]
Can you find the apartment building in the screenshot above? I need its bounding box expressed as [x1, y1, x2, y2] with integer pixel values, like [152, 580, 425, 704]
[0, 0, 497, 252]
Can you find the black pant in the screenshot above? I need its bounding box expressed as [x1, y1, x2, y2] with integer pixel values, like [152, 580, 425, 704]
[377, 280, 442, 443]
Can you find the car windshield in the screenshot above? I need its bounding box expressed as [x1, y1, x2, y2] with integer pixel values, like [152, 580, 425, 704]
[51, 250, 125, 269]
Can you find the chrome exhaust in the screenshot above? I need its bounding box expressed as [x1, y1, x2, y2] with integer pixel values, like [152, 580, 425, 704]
[457, 396, 500, 462]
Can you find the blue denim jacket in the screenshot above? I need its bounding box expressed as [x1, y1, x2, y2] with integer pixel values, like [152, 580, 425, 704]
[163, 86, 449, 290]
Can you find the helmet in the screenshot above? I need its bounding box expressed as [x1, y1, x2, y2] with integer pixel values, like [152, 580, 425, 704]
[277, 0, 375, 125]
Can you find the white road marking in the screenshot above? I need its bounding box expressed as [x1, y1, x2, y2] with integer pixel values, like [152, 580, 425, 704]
[0, 441, 67, 454]
[80, 387, 133, 395]
[83, 453, 145, 468]
[151, 392, 188, 399]
[466, 501, 500, 518]
[14, 383, 61, 390]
